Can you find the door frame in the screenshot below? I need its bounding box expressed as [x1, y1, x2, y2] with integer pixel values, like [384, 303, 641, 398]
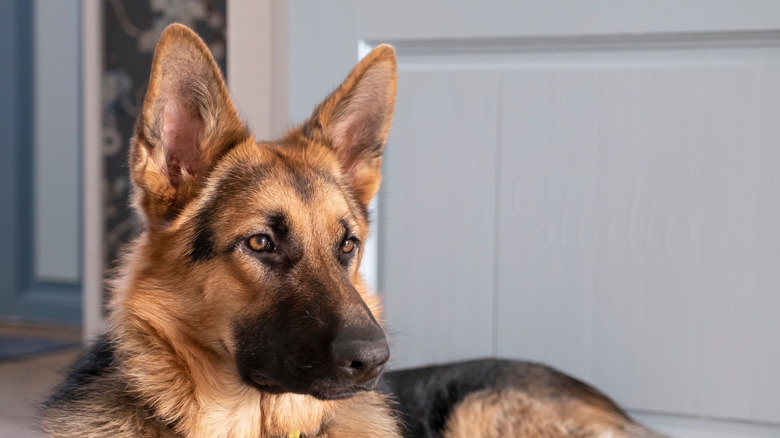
[81, 0, 104, 340]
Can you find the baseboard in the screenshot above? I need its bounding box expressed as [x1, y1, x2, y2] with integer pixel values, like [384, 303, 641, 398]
[631, 410, 780, 438]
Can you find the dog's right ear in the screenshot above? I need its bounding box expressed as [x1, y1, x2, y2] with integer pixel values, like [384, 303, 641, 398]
[129, 24, 249, 225]
[299, 45, 397, 208]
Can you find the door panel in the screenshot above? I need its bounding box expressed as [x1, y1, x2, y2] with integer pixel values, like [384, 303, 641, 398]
[33, 0, 82, 284]
[493, 47, 780, 423]
[0, 0, 82, 325]
[382, 71, 499, 367]
[286, 0, 780, 428]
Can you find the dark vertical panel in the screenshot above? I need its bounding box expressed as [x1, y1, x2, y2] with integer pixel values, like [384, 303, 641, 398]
[101, 0, 228, 309]
[17, 0, 37, 293]
[0, 0, 25, 314]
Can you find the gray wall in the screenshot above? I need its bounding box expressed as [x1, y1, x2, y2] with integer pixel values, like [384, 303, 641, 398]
[286, 2, 780, 435]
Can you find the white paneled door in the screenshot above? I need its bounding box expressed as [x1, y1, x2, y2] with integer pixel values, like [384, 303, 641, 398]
[278, 1, 780, 434]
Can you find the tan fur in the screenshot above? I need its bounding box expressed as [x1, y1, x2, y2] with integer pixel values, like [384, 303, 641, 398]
[443, 389, 660, 438]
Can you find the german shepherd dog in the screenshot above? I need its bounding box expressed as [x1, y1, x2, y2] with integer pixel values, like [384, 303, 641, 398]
[42, 24, 664, 438]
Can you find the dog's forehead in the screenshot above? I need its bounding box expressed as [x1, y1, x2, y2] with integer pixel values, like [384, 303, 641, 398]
[203, 142, 362, 229]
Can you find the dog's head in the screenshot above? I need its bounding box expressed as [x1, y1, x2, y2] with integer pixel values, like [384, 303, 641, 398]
[125, 24, 396, 401]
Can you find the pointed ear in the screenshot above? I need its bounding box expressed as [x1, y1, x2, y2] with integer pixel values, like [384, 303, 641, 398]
[304, 45, 397, 207]
[129, 23, 250, 223]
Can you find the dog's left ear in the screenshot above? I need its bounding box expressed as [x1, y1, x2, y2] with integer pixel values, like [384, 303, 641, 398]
[130, 24, 249, 224]
[304, 45, 397, 207]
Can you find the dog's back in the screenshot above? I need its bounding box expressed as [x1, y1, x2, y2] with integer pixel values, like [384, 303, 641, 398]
[382, 359, 664, 438]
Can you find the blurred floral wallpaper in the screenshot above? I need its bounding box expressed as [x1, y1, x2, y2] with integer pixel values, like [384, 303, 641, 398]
[102, 0, 227, 305]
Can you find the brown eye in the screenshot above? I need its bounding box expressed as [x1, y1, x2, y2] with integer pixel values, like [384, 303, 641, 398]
[247, 234, 273, 252]
[341, 238, 355, 254]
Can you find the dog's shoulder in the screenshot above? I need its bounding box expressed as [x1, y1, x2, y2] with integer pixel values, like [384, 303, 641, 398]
[47, 335, 114, 396]
[41, 335, 180, 438]
[45, 335, 116, 405]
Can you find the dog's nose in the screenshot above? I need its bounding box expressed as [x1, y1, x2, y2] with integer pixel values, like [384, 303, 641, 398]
[331, 325, 389, 385]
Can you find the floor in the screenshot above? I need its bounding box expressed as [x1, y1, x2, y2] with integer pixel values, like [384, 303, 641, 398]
[0, 324, 81, 438]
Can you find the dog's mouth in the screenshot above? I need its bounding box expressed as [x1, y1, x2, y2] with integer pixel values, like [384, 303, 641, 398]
[247, 370, 378, 400]
[310, 388, 357, 401]
[307, 379, 380, 400]
[249, 371, 282, 390]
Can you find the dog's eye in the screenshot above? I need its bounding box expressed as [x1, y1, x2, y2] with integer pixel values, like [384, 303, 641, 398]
[341, 238, 356, 254]
[247, 234, 274, 252]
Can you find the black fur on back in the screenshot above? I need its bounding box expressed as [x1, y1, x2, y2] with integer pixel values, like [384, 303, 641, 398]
[379, 358, 630, 438]
[41, 335, 180, 437]
[42, 335, 116, 408]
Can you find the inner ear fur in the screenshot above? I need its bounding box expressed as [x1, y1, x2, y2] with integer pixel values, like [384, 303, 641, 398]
[303, 45, 397, 207]
[130, 23, 249, 224]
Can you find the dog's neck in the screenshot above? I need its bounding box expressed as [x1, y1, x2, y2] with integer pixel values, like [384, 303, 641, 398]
[109, 287, 334, 438]
[110, 310, 401, 437]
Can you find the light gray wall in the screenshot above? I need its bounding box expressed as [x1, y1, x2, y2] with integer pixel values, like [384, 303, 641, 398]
[33, 0, 81, 284]
[286, 2, 780, 433]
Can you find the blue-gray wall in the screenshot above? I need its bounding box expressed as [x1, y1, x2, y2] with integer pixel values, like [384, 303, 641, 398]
[0, 0, 81, 325]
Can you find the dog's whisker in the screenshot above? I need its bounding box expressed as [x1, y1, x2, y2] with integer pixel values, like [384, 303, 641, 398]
[303, 307, 325, 326]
